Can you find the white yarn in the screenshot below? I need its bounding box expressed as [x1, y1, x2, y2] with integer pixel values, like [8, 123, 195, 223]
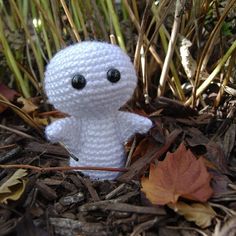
[44, 41, 152, 180]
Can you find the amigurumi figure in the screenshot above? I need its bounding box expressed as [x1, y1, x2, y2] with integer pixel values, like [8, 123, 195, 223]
[44, 41, 152, 180]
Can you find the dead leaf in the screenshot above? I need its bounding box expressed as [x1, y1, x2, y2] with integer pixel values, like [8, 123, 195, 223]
[0, 169, 28, 204]
[131, 138, 157, 163]
[223, 124, 236, 160]
[205, 142, 228, 173]
[33, 116, 48, 126]
[0, 84, 19, 113]
[168, 201, 216, 228]
[179, 35, 197, 80]
[17, 97, 38, 113]
[141, 143, 213, 205]
[150, 123, 165, 144]
[210, 170, 232, 198]
[185, 127, 209, 148]
[0, 94, 42, 133]
[118, 129, 182, 182]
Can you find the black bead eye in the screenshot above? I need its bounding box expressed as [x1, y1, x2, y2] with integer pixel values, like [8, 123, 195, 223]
[107, 68, 120, 83]
[71, 74, 86, 90]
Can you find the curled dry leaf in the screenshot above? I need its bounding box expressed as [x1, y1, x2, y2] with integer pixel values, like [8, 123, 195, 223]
[141, 143, 213, 205]
[17, 96, 38, 113]
[0, 169, 28, 204]
[179, 35, 197, 80]
[168, 201, 216, 228]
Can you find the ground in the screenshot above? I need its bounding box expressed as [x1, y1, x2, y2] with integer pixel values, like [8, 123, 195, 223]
[0, 97, 236, 236]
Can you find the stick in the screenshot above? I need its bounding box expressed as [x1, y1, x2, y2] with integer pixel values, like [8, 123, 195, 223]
[0, 164, 128, 173]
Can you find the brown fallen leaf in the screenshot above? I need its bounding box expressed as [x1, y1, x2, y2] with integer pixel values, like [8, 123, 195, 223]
[141, 143, 213, 205]
[118, 129, 182, 182]
[168, 201, 216, 228]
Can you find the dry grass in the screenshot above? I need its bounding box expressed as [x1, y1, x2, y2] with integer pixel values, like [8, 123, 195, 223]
[0, 0, 236, 116]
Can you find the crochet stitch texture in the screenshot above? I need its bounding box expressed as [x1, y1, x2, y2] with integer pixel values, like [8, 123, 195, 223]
[44, 41, 152, 180]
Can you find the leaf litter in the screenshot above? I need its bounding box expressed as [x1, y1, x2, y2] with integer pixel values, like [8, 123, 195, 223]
[0, 169, 28, 204]
[0, 99, 236, 235]
[168, 201, 216, 228]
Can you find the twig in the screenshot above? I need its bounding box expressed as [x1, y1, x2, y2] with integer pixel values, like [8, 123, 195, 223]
[0, 124, 37, 140]
[0, 144, 17, 150]
[80, 202, 166, 215]
[25, 142, 69, 157]
[0, 164, 128, 173]
[209, 202, 236, 217]
[0, 146, 21, 164]
[125, 137, 136, 167]
[131, 217, 159, 236]
[166, 226, 208, 236]
[76, 175, 100, 201]
[105, 183, 126, 200]
[38, 110, 68, 117]
[213, 217, 236, 236]
[140, 45, 149, 103]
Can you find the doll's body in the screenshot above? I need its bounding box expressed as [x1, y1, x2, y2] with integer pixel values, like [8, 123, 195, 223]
[44, 41, 152, 180]
[46, 112, 151, 179]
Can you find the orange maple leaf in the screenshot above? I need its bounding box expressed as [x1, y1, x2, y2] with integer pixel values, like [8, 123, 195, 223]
[141, 143, 213, 205]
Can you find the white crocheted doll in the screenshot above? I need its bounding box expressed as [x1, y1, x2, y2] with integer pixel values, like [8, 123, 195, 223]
[44, 41, 152, 180]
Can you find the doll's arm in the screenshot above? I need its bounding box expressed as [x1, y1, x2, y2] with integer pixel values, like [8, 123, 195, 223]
[116, 112, 152, 142]
[45, 117, 73, 143]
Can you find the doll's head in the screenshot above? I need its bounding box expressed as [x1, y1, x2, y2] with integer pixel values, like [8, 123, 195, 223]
[44, 41, 137, 117]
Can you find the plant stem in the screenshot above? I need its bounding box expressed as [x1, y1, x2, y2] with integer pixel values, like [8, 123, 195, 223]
[214, 51, 236, 107]
[11, 0, 44, 82]
[60, 0, 81, 42]
[191, 0, 236, 107]
[158, 0, 185, 96]
[185, 39, 236, 106]
[106, 0, 126, 51]
[74, 0, 89, 39]
[159, 25, 185, 101]
[0, 17, 30, 97]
